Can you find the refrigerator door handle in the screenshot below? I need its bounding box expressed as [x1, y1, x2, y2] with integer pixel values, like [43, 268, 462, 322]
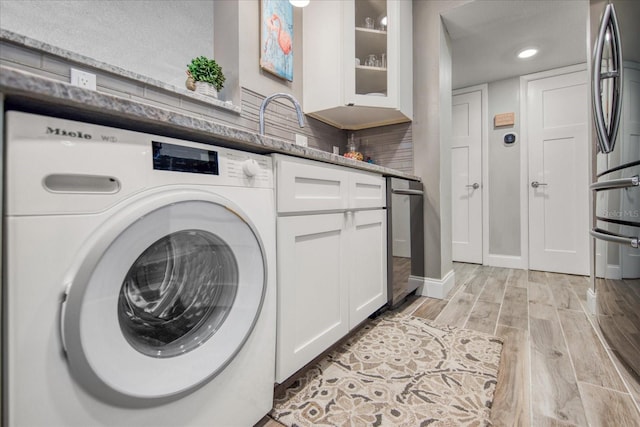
[590, 175, 639, 191]
[591, 228, 639, 248]
[592, 3, 623, 154]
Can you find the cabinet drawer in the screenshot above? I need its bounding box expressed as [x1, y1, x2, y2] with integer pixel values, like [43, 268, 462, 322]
[274, 155, 349, 213]
[350, 170, 386, 209]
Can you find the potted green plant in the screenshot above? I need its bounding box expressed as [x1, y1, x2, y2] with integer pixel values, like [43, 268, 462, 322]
[187, 56, 225, 98]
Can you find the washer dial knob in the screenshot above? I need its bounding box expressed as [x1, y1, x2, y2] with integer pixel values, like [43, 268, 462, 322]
[242, 159, 260, 177]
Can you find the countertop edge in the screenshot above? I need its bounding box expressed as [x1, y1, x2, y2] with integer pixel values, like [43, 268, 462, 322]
[0, 65, 420, 181]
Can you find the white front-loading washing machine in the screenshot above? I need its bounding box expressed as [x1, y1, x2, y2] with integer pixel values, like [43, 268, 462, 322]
[4, 111, 276, 427]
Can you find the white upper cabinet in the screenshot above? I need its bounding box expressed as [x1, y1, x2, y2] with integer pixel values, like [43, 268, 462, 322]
[302, 0, 412, 130]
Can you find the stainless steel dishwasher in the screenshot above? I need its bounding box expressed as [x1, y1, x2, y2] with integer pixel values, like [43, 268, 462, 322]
[386, 178, 424, 308]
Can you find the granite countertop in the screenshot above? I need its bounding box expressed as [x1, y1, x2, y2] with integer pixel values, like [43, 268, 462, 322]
[0, 30, 418, 180]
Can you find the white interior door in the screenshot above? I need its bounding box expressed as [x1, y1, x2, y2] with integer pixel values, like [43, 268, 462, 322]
[527, 70, 589, 275]
[452, 90, 482, 263]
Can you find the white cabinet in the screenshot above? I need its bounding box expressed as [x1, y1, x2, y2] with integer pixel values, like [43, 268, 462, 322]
[302, 0, 412, 130]
[273, 155, 387, 383]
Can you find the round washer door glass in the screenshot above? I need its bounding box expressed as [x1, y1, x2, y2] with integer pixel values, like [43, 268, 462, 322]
[119, 229, 239, 358]
[61, 197, 266, 403]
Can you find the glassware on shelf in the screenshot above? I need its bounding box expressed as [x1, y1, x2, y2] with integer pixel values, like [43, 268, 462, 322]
[381, 53, 386, 68]
[364, 17, 374, 29]
[365, 54, 377, 67]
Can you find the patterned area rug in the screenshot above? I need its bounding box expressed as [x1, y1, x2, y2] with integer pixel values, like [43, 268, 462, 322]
[270, 312, 503, 427]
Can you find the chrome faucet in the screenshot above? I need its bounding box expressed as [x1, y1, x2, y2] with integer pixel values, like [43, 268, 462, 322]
[259, 92, 305, 135]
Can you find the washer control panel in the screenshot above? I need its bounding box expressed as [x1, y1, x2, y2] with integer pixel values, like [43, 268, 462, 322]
[225, 152, 271, 183]
[152, 141, 219, 175]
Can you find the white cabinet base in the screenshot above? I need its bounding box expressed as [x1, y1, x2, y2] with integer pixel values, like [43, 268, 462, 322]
[274, 155, 387, 383]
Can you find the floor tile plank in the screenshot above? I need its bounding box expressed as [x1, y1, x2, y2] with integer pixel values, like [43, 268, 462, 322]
[610, 355, 640, 407]
[498, 286, 528, 330]
[557, 308, 627, 391]
[528, 281, 555, 306]
[396, 294, 426, 316]
[462, 265, 491, 295]
[410, 297, 448, 320]
[434, 292, 475, 328]
[450, 262, 480, 298]
[546, 273, 583, 311]
[579, 382, 640, 427]
[479, 272, 508, 305]
[531, 414, 579, 426]
[529, 302, 587, 425]
[566, 275, 590, 304]
[465, 300, 501, 334]
[528, 270, 548, 284]
[491, 325, 531, 427]
[507, 268, 529, 288]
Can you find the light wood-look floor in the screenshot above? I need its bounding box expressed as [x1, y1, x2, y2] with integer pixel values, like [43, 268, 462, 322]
[258, 263, 640, 427]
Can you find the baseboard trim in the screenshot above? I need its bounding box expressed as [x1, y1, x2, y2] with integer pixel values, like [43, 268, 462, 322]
[587, 288, 597, 315]
[605, 264, 622, 280]
[408, 275, 424, 293]
[418, 269, 455, 300]
[486, 254, 526, 269]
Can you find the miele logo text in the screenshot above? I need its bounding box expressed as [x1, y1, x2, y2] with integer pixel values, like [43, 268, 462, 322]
[46, 127, 92, 139]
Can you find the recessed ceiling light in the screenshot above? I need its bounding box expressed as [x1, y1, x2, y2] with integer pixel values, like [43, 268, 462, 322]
[289, 0, 310, 7]
[517, 48, 538, 59]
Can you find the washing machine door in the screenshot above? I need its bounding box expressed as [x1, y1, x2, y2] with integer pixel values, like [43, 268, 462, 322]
[60, 190, 267, 406]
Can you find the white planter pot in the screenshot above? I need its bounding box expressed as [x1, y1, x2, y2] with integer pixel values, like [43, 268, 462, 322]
[194, 81, 218, 98]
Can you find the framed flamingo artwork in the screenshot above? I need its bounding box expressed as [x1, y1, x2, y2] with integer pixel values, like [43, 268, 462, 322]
[260, 0, 293, 81]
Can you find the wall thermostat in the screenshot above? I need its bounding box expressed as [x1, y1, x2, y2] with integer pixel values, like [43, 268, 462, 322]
[503, 132, 517, 146]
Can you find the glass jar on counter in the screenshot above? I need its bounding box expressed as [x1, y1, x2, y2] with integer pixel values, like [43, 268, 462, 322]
[344, 133, 363, 161]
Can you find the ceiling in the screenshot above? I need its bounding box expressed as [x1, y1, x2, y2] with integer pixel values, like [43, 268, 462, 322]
[441, 0, 588, 89]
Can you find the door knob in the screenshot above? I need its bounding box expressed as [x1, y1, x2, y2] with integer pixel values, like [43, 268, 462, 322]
[531, 181, 548, 188]
[466, 183, 480, 190]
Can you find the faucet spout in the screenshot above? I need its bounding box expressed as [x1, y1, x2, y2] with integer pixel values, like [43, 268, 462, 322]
[259, 92, 305, 135]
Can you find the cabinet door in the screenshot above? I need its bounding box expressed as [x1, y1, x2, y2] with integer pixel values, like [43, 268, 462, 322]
[344, 0, 412, 115]
[349, 209, 387, 328]
[276, 213, 349, 383]
[349, 170, 386, 209]
[344, 0, 393, 109]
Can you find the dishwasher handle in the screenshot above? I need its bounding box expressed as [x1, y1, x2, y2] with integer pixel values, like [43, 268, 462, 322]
[391, 188, 424, 196]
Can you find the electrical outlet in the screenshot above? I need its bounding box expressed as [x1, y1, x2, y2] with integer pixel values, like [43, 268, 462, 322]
[70, 68, 97, 91]
[295, 134, 308, 147]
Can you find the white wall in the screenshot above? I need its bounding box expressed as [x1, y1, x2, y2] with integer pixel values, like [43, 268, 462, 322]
[413, 0, 471, 281]
[0, 0, 214, 87]
[487, 77, 521, 256]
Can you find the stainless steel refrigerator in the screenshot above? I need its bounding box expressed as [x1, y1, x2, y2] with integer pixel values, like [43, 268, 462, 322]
[590, 0, 640, 378]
